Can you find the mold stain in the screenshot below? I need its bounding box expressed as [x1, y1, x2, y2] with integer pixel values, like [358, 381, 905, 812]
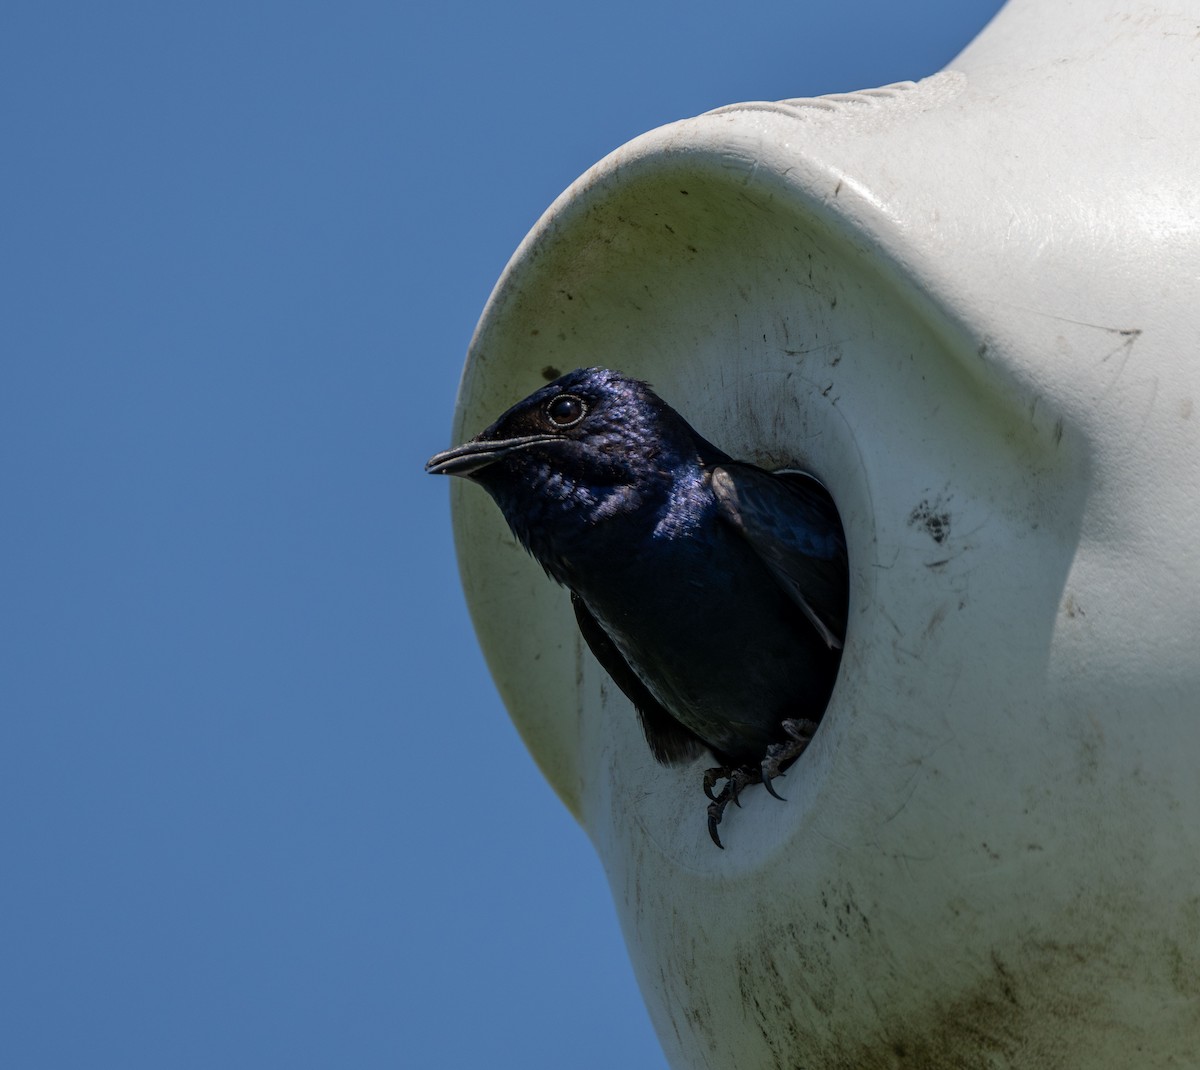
[722, 929, 1133, 1069]
[908, 499, 952, 544]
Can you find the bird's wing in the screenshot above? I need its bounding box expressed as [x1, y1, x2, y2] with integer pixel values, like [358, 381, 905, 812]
[711, 463, 848, 650]
[570, 592, 706, 765]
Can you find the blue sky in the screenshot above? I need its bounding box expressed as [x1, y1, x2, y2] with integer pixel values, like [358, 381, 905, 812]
[2, 2, 1003, 1066]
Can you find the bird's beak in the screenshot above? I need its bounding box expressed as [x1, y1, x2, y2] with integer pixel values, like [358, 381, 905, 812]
[425, 433, 561, 477]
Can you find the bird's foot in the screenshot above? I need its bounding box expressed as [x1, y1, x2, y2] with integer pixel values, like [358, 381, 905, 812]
[703, 720, 821, 848]
[760, 718, 819, 801]
[704, 764, 762, 849]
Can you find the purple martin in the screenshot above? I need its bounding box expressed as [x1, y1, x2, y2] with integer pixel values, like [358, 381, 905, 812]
[426, 368, 848, 846]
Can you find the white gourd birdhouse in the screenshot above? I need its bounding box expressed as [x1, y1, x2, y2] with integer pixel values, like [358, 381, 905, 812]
[444, 1, 1200, 1064]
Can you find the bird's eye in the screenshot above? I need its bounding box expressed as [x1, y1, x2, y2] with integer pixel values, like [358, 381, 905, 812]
[546, 394, 586, 428]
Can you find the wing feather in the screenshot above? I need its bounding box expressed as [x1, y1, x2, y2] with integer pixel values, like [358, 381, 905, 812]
[711, 463, 848, 650]
[570, 592, 706, 765]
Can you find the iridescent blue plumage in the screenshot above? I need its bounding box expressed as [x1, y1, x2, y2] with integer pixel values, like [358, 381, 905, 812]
[427, 367, 848, 845]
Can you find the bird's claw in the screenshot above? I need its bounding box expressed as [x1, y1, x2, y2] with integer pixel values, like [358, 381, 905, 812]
[707, 797, 727, 849]
[760, 718, 819, 801]
[704, 764, 762, 848]
[762, 772, 788, 801]
[703, 720, 822, 847]
[703, 765, 726, 803]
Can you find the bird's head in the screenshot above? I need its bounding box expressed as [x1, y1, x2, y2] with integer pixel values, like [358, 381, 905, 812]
[426, 367, 721, 567]
[426, 367, 712, 489]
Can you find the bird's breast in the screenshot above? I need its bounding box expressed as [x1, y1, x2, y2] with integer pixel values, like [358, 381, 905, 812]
[574, 521, 831, 761]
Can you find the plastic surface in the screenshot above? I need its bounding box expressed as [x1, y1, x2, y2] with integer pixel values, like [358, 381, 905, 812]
[445, 1, 1200, 1065]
